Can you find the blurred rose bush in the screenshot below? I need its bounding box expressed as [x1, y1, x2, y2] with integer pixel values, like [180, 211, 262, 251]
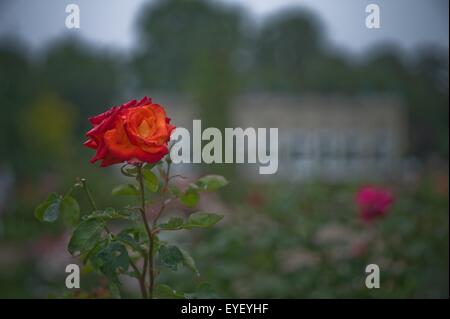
[356, 186, 395, 223]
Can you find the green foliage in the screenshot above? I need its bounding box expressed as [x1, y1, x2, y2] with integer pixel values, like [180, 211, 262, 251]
[34, 193, 60, 222]
[179, 175, 229, 208]
[184, 212, 223, 229]
[142, 167, 159, 192]
[158, 244, 200, 276]
[159, 244, 184, 271]
[90, 240, 130, 298]
[60, 195, 81, 226]
[112, 184, 139, 197]
[116, 230, 146, 255]
[180, 188, 200, 208]
[159, 212, 223, 230]
[82, 208, 138, 222]
[68, 219, 105, 255]
[193, 175, 229, 191]
[169, 185, 183, 197]
[179, 247, 200, 276]
[155, 284, 185, 299]
[35, 193, 80, 225]
[34, 164, 227, 299]
[170, 181, 448, 299]
[159, 217, 184, 229]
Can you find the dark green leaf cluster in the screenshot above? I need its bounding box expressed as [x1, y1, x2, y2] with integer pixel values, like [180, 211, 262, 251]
[34, 161, 228, 299]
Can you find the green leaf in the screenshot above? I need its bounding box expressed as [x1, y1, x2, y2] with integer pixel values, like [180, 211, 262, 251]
[68, 219, 104, 255]
[159, 244, 184, 271]
[91, 241, 129, 299]
[83, 208, 136, 222]
[194, 175, 228, 191]
[183, 212, 223, 229]
[34, 197, 50, 222]
[60, 195, 80, 226]
[116, 231, 145, 255]
[121, 226, 149, 245]
[159, 217, 184, 230]
[142, 168, 159, 192]
[144, 163, 156, 170]
[34, 193, 61, 222]
[158, 214, 223, 231]
[179, 247, 199, 276]
[43, 200, 62, 222]
[180, 188, 199, 208]
[111, 184, 139, 197]
[168, 186, 182, 197]
[93, 241, 129, 273]
[155, 284, 185, 299]
[80, 240, 105, 265]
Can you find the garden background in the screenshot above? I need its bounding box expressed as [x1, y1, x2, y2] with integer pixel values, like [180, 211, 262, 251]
[0, 0, 448, 298]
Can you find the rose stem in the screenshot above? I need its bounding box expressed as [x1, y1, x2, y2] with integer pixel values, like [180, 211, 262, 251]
[152, 158, 171, 227]
[79, 178, 97, 211]
[136, 164, 155, 299]
[129, 259, 147, 299]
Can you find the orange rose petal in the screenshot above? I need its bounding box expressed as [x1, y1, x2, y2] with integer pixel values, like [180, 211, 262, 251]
[104, 124, 138, 161]
[85, 97, 175, 167]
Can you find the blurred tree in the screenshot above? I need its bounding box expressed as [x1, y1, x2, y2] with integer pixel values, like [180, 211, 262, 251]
[134, 0, 242, 128]
[0, 43, 37, 176]
[301, 52, 358, 93]
[407, 50, 449, 158]
[39, 38, 122, 133]
[19, 93, 77, 169]
[354, 48, 448, 158]
[358, 49, 411, 92]
[254, 11, 448, 159]
[254, 10, 324, 92]
[134, 0, 244, 179]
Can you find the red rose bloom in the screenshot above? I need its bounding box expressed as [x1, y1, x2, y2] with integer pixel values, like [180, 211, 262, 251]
[355, 186, 394, 222]
[84, 97, 175, 167]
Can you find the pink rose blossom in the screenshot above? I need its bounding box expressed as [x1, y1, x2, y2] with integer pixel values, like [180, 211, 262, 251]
[356, 186, 394, 222]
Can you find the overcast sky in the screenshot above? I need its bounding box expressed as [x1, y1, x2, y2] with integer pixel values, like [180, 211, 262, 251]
[0, 0, 448, 57]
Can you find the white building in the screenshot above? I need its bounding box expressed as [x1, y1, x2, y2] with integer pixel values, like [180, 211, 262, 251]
[156, 93, 407, 182]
